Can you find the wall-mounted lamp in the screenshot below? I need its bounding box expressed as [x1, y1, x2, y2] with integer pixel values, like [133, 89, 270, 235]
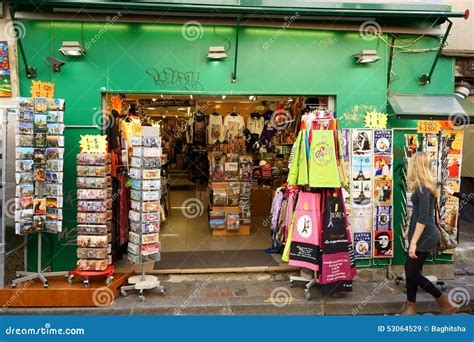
[454, 81, 472, 99]
[352, 50, 380, 64]
[59, 41, 86, 56]
[207, 46, 228, 60]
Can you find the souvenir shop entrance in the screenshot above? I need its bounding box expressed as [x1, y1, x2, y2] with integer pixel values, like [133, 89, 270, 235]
[104, 93, 334, 272]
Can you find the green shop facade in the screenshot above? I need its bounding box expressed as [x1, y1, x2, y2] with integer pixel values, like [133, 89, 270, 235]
[9, 0, 469, 272]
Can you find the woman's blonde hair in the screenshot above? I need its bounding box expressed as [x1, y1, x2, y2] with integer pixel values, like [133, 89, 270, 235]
[407, 152, 438, 196]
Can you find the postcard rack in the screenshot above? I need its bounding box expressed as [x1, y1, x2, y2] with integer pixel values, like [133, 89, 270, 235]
[120, 126, 166, 301]
[12, 97, 68, 288]
[68, 152, 114, 287]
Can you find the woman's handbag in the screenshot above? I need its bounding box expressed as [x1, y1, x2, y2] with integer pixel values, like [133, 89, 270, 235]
[435, 201, 458, 251]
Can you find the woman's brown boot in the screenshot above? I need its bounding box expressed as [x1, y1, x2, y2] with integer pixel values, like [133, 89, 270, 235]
[436, 295, 459, 315]
[399, 301, 417, 315]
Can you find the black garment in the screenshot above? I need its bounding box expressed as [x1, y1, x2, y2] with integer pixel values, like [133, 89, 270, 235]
[408, 184, 439, 252]
[453, 192, 474, 205]
[405, 252, 442, 302]
[106, 110, 120, 150]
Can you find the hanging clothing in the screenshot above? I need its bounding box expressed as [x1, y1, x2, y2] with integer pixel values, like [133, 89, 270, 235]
[288, 192, 321, 271]
[309, 130, 341, 188]
[193, 114, 207, 146]
[223, 114, 245, 139]
[260, 110, 277, 143]
[117, 173, 130, 248]
[319, 189, 354, 296]
[247, 115, 265, 135]
[267, 188, 285, 253]
[208, 114, 224, 144]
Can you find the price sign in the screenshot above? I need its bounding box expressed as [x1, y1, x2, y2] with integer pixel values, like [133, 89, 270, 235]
[79, 135, 108, 154]
[417, 120, 441, 134]
[30, 80, 55, 98]
[364, 111, 388, 129]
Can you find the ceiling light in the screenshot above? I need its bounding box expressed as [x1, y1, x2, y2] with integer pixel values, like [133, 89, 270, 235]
[175, 115, 178, 118]
[162, 115, 165, 118]
[352, 50, 380, 64]
[152, 98, 157, 102]
[189, 95, 193, 100]
[207, 46, 228, 60]
[160, 94, 164, 98]
[147, 107, 155, 110]
[59, 41, 86, 56]
[249, 95, 256, 101]
[222, 95, 226, 99]
[454, 81, 472, 99]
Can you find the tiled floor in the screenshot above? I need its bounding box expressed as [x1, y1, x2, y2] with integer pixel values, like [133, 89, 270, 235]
[161, 189, 273, 253]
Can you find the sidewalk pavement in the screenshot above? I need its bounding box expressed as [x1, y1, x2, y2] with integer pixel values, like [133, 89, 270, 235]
[3, 271, 473, 316]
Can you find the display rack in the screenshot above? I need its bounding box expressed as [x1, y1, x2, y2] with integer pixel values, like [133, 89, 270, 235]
[12, 97, 68, 288]
[120, 126, 166, 301]
[208, 151, 252, 236]
[12, 232, 68, 288]
[68, 150, 114, 287]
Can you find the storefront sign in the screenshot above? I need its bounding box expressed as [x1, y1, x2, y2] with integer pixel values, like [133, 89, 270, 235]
[79, 135, 108, 154]
[364, 111, 387, 129]
[30, 80, 55, 98]
[417, 120, 441, 134]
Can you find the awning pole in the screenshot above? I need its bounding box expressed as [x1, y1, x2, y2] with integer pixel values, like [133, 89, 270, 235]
[419, 18, 452, 86]
[231, 16, 241, 83]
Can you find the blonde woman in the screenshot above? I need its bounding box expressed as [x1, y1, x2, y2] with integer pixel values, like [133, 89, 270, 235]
[401, 152, 458, 315]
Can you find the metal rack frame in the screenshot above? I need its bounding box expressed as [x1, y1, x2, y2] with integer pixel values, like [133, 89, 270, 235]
[120, 129, 166, 301]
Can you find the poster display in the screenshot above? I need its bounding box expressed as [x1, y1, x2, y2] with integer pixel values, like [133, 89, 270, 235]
[346, 129, 394, 259]
[15, 97, 65, 234]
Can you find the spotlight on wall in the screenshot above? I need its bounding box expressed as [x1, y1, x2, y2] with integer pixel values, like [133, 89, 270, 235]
[352, 50, 380, 64]
[46, 56, 66, 72]
[454, 81, 472, 99]
[207, 46, 228, 60]
[249, 95, 256, 101]
[59, 41, 86, 56]
[222, 95, 226, 99]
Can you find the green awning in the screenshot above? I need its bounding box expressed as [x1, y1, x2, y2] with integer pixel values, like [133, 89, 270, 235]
[388, 94, 474, 120]
[7, 0, 467, 20]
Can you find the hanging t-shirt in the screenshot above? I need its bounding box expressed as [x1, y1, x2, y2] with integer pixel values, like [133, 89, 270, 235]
[260, 110, 277, 143]
[208, 114, 224, 144]
[247, 115, 264, 135]
[223, 114, 245, 139]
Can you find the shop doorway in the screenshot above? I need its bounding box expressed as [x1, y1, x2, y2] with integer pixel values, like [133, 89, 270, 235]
[104, 93, 334, 272]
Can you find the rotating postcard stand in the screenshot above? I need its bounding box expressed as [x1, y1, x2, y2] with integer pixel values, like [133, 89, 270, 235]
[12, 233, 68, 288]
[68, 136, 115, 287]
[13, 97, 68, 288]
[120, 126, 166, 301]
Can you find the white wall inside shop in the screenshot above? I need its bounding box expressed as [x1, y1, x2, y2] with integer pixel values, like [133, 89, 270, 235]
[0, 6, 20, 227]
[444, 0, 474, 52]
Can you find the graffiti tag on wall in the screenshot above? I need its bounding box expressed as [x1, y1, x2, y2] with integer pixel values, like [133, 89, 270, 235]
[145, 67, 204, 91]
